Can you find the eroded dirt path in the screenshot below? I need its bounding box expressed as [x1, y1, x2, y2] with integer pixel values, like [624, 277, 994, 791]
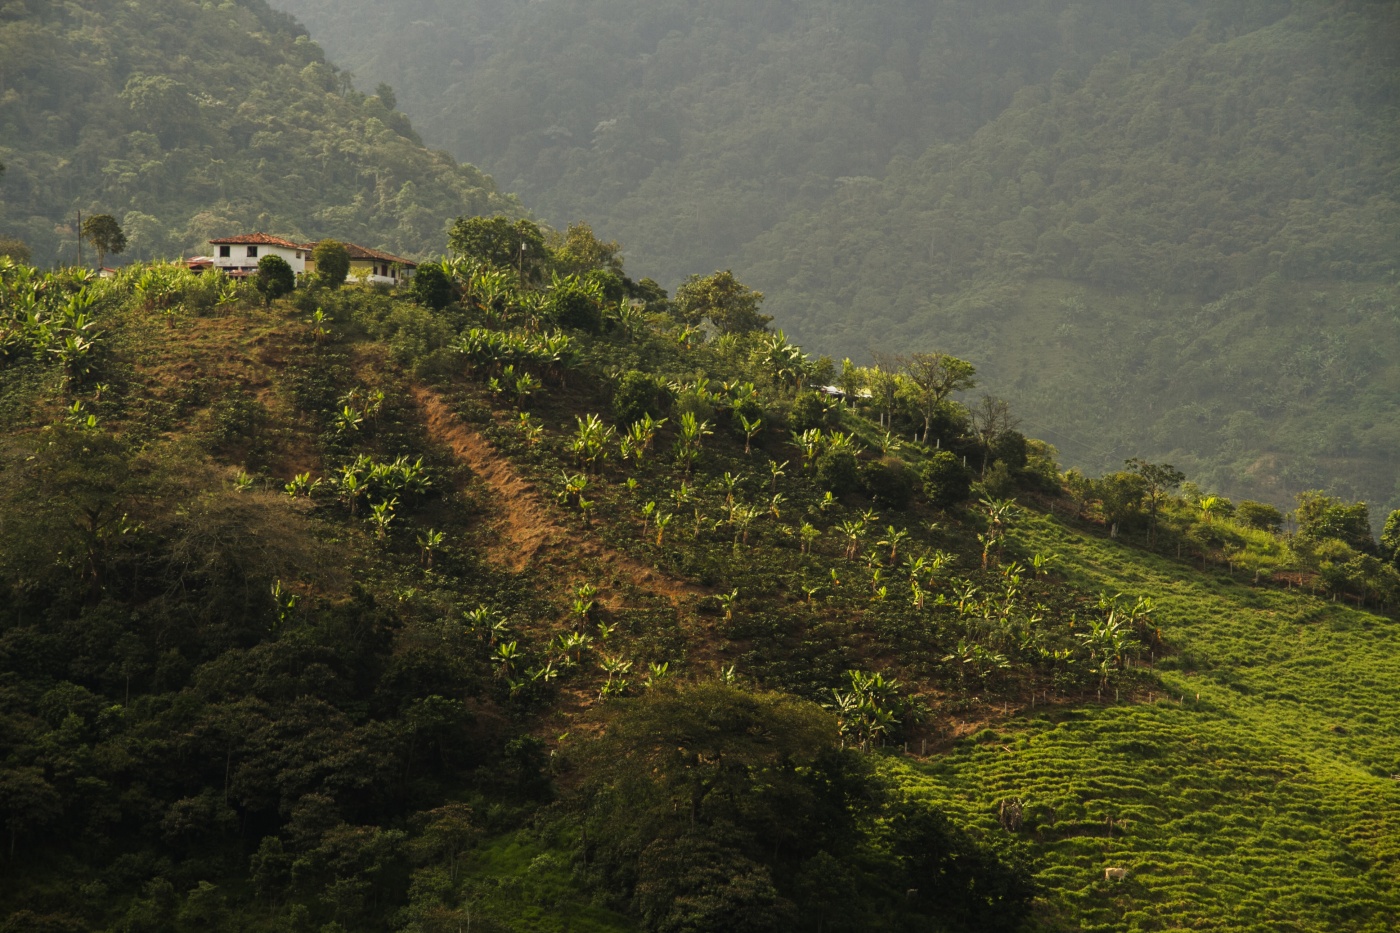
[411, 385, 706, 607]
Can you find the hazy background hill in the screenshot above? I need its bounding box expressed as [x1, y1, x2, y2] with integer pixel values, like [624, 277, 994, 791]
[273, 0, 1400, 521]
[0, 0, 515, 265]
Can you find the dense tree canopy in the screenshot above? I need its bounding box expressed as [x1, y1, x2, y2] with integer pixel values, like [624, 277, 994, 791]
[276, 0, 1400, 526]
[0, 0, 515, 266]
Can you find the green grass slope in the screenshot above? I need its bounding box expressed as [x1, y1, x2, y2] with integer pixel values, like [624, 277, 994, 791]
[896, 511, 1400, 932]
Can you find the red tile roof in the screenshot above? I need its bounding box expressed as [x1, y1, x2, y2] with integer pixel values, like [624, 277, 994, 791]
[337, 242, 418, 268]
[208, 232, 313, 249]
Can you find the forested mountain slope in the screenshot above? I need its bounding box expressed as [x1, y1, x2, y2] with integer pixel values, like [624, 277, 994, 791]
[272, 0, 1400, 522]
[3, 219, 1399, 930]
[0, 0, 514, 266]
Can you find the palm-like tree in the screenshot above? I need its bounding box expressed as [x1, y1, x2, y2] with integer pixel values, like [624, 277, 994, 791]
[368, 497, 398, 540]
[492, 641, 520, 678]
[653, 512, 673, 546]
[1199, 495, 1225, 524]
[878, 525, 910, 564]
[793, 429, 823, 470]
[417, 528, 446, 567]
[838, 520, 865, 560]
[738, 413, 762, 454]
[768, 459, 788, 493]
[673, 412, 712, 473]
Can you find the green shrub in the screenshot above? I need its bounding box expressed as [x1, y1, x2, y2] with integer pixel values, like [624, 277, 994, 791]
[548, 281, 602, 333]
[922, 450, 972, 508]
[312, 239, 350, 288]
[980, 460, 1018, 498]
[730, 395, 765, 439]
[409, 263, 454, 311]
[1235, 500, 1284, 533]
[254, 254, 294, 306]
[991, 430, 1028, 469]
[816, 450, 859, 495]
[613, 370, 672, 425]
[788, 391, 829, 432]
[860, 456, 916, 509]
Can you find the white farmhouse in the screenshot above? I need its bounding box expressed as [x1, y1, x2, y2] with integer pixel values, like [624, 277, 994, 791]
[207, 233, 313, 276]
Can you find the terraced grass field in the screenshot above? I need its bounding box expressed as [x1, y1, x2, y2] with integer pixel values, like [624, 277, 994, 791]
[893, 512, 1400, 932]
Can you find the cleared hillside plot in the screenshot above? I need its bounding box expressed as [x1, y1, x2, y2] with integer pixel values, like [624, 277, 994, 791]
[896, 513, 1400, 932]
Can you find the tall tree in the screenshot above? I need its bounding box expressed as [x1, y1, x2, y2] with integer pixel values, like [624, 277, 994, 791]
[1124, 458, 1185, 546]
[81, 214, 126, 269]
[1295, 491, 1374, 552]
[674, 270, 771, 334]
[447, 216, 547, 282]
[899, 352, 976, 444]
[552, 221, 623, 275]
[971, 396, 1020, 475]
[1381, 510, 1400, 566]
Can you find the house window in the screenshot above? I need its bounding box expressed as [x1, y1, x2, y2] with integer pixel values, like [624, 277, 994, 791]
[247, 246, 258, 258]
[219, 246, 231, 258]
[295, 251, 302, 259]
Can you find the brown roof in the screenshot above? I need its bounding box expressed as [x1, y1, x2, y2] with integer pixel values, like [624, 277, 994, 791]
[208, 232, 313, 249]
[340, 242, 418, 267]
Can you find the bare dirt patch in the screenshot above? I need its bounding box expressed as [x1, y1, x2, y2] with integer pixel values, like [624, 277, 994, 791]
[410, 385, 706, 609]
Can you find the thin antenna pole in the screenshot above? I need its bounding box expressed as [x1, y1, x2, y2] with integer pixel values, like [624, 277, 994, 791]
[76, 210, 82, 267]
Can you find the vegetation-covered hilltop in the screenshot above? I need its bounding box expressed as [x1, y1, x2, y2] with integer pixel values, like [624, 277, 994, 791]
[0, 0, 514, 267]
[273, 0, 1400, 524]
[2, 216, 1398, 930]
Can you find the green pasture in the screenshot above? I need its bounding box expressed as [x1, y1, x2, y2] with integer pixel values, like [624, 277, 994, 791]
[897, 513, 1400, 931]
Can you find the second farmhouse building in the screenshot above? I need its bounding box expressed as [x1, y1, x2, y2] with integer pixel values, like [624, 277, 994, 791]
[200, 233, 418, 285]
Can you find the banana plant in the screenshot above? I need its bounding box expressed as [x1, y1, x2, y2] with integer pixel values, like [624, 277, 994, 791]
[516, 411, 544, 446]
[768, 459, 788, 493]
[270, 580, 299, 631]
[333, 405, 364, 435]
[642, 661, 671, 689]
[653, 512, 673, 547]
[878, 525, 910, 564]
[719, 471, 744, 506]
[571, 413, 615, 471]
[307, 307, 333, 342]
[837, 519, 865, 560]
[513, 371, 539, 408]
[492, 641, 521, 678]
[417, 528, 446, 568]
[672, 412, 711, 473]
[738, 413, 762, 454]
[731, 504, 760, 546]
[793, 429, 823, 470]
[556, 630, 593, 665]
[557, 471, 588, 509]
[284, 472, 321, 498]
[368, 497, 398, 541]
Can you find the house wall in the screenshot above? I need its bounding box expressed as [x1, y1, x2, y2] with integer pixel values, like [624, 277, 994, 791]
[211, 244, 308, 275]
[347, 258, 414, 285]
